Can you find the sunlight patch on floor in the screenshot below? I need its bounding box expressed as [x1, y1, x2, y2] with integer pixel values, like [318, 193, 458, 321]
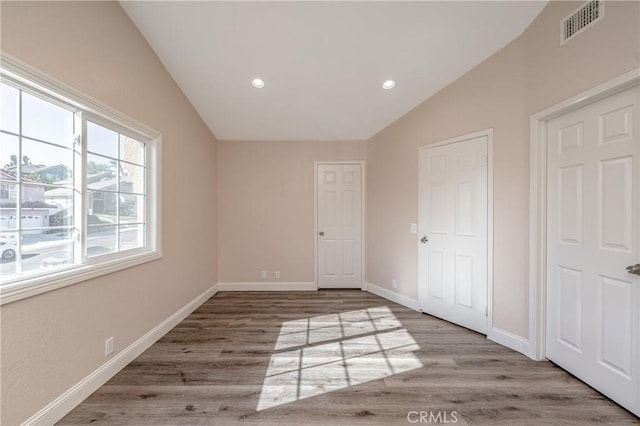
[257, 306, 423, 411]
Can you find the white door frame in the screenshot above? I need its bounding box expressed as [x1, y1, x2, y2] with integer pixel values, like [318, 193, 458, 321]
[418, 129, 494, 335]
[528, 68, 640, 361]
[314, 161, 366, 290]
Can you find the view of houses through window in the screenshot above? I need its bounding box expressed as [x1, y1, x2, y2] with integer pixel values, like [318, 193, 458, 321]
[0, 80, 147, 282]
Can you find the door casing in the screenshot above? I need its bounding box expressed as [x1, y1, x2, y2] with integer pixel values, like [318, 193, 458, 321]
[314, 161, 365, 289]
[418, 129, 494, 336]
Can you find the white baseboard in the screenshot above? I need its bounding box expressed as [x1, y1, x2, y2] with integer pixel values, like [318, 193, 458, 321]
[363, 282, 532, 359]
[218, 282, 317, 291]
[488, 326, 532, 358]
[22, 283, 219, 426]
[363, 281, 420, 311]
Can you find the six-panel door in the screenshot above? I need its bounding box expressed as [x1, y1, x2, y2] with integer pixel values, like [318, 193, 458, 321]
[419, 136, 489, 334]
[317, 164, 363, 288]
[546, 85, 640, 416]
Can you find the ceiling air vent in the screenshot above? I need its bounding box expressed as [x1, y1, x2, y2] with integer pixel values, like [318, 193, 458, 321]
[561, 1, 604, 45]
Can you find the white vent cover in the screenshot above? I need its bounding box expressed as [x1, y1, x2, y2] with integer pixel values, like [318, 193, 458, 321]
[561, 1, 604, 44]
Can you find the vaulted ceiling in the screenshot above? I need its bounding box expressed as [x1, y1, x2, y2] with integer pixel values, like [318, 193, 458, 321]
[122, 1, 547, 141]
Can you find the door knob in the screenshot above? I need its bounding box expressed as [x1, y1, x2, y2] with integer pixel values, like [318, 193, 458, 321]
[420, 236, 428, 244]
[626, 263, 640, 276]
[319, 231, 324, 236]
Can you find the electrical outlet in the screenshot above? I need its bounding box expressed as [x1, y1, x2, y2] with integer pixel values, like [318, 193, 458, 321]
[392, 279, 398, 289]
[261, 270, 267, 280]
[275, 271, 281, 280]
[105, 337, 114, 356]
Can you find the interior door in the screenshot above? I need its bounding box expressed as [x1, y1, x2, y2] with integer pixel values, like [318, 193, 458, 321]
[546, 85, 640, 416]
[419, 136, 488, 334]
[317, 164, 363, 288]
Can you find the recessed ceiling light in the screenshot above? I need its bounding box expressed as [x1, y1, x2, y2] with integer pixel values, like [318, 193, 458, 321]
[251, 78, 265, 89]
[382, 80, 396, 90]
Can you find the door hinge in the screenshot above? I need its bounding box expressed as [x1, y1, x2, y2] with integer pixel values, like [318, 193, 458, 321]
[485, 306, 488, 317]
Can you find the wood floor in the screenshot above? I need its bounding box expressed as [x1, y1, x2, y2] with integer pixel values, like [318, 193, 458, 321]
[59, 291, 639, 425]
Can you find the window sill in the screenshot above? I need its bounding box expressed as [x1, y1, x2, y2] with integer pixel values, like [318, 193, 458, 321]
[0, 249, 162, 305]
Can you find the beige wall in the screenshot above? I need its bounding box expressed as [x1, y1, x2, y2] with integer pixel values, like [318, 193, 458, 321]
[366, 1, 639, 338]
[218, 140, 366, 283]
[0, 2, 218, 425]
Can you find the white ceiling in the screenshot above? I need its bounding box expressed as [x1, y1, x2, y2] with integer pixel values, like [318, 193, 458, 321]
[122, 1, 547, 141]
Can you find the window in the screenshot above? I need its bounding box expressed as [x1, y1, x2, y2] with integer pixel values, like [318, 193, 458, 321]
[85, 120, 146, 257]
[0, 56, 161, 304]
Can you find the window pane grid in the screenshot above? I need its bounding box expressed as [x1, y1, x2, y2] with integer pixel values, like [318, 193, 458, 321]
[83, 187, 145, 196]
[86, 152, 120, 165]
[86, 150, 146, 168]
[88, 222, 145, 228]
[0, 84, 80, 280]
[1, 68, 154, 288]
[9, 133, 75, 151]
[119, 159, 146, 168]
[1, 129, 20, 139]
[119, 190, 146, 197]
[85, 121, 146, 259]
[15, 225, 75, 232]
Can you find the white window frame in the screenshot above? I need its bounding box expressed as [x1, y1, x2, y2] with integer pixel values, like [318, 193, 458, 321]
[0, 54, 162, 305]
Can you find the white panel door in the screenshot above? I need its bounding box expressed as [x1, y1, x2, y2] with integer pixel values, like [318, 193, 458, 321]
[317, 164, 362, 288]
[419, 136, 488, 334]
[546, 85, 640, 416]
